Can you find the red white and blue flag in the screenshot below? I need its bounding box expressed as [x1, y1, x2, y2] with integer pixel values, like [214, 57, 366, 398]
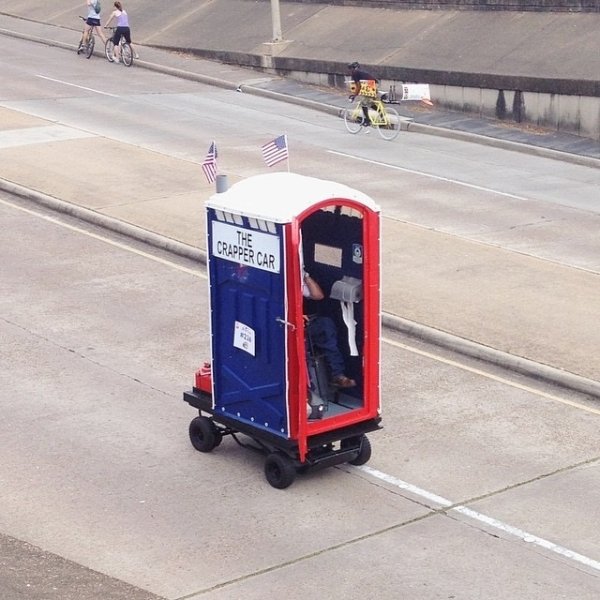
[202, 141, 218, 183]
[261, 134, 288, 167]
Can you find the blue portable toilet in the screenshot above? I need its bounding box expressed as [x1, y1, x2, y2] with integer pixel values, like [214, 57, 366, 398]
[184, 172, 382, 488]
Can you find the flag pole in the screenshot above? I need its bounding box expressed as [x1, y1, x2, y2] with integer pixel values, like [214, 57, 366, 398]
[285, 134, 290, 172]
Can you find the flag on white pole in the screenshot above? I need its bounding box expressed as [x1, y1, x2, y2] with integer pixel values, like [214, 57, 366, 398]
[261, 134, 288, 167]
[202, 141, 218, 183]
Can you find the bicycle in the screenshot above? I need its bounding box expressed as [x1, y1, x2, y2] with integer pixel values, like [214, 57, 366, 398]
[104, 27, 133, 67]
[76, 16, 97, 59]
[343, 96, 400, 141]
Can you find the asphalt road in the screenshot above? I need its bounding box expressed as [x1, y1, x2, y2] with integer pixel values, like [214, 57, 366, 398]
[1, 31, 600, 600]
[1, 192, 599, 599]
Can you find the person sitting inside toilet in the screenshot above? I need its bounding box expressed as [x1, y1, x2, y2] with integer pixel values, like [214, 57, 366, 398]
[302, 271, 356, 388]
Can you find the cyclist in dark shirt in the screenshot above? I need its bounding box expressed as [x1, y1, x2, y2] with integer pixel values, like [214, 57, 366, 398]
[348, 61, 378, 127]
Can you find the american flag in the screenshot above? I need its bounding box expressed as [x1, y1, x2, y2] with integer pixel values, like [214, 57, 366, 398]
[261, 134, 288, 167]
[202, 141, 218, 183]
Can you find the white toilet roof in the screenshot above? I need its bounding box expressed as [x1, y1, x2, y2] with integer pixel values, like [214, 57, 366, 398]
[206, 173, 379, 223]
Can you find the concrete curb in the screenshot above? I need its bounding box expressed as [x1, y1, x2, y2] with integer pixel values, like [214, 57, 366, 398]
[3, 176, 599, 401]
[0, 178, 206, 265]
[382, 314, 600, 400]
[0, 27, 73, 52]
[237, 84, 340, 117]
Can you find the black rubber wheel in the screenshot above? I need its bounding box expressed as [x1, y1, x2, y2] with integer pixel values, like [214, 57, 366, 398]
[343, 434, 372, 466]
[377, 106, 400, 141]
[86, 34, 95, 59]
[264, 452, 296, 489]
[105, 39, 115, 62]
[121, 43, 133, 66]
[189, 416, 219, 453]
[343, 107, 363, 134]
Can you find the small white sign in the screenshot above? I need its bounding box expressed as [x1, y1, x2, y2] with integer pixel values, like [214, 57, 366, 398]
[400, 83, 431, 102]
[233, 321, 255, 356]
[212, 221, 280, 273]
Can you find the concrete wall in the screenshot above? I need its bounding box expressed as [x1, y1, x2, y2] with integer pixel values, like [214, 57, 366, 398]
[431, 85, 600, 138]
[287, 0, 600, 12]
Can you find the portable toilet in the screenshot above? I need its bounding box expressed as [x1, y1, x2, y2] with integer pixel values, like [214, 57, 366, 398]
[183, 172, 382, 488]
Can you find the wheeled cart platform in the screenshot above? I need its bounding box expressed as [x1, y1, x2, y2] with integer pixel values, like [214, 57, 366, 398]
[183, 173, 382, 488]
[184, 386, 381, 489]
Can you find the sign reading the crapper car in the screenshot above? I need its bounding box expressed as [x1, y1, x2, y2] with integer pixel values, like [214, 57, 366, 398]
[211, 220, 280, 273]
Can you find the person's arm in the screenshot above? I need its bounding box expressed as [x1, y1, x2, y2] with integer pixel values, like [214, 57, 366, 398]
[104, 10, 115, 27]
[349, 73, 360, 99]
[303, 272, 325, 301]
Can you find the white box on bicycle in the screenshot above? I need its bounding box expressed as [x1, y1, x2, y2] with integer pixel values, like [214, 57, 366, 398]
[399, 83, 431, 102]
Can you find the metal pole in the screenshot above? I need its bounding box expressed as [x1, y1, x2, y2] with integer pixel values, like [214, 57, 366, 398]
[270, 0, 283, 42]
[216, 174, 228, 193]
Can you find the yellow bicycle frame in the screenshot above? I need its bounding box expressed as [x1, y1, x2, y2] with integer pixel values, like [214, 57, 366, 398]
[350, 99, 391, 127]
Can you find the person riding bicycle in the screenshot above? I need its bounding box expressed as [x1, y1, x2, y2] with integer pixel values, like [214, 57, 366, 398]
[78, 0, 107, 52]
[348, 61, 378, 127]
[104, 1, 139, 62]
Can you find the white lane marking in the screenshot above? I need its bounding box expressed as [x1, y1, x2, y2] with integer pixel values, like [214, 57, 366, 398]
[0, 125, 94, 149]
[383, 336, 600, 416]
[36, 75, 120, 98]
[4, 196, 600, 574]
[359, 465, 600, 573]
[0, 198, 205, 279]
[356, 465, 453, 508]
[328, 149, 533, 202]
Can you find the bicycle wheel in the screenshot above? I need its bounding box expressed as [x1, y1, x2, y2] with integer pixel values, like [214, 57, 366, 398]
[86, 34, 95, 59]
[105, 39, 115, 62]
[121, 43, 133, 67]
[343, 106, 363, 134]
[377, 106, 400, 140]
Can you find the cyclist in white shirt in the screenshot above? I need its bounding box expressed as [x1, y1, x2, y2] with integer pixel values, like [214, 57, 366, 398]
[104, 1, 139, 62]
[78, 0, 107, 52]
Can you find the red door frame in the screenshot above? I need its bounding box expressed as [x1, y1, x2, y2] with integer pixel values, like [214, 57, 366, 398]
[285, 199, 381, 461]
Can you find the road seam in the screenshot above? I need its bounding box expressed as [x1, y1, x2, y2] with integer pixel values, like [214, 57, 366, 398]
[358, 463, 600, 575]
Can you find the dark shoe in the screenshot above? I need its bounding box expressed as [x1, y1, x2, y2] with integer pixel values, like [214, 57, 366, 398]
[309, 404, 325, 420]
[331, 375, 356, 388]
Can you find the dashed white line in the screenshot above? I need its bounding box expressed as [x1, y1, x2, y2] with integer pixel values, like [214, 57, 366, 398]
[36, 74, 120, 97]
[359, 465, 600, 574]
[328, 149, 532, 202]
[0, 198, 205, 278]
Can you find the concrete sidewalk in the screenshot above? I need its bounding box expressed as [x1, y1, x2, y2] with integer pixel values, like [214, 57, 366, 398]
[1, 15, 600, 399]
